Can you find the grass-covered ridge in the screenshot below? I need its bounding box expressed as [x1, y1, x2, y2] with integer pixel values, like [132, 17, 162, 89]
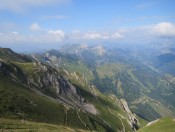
[13, 62, 37, 76]
[137, 118, 175, 132]
[0, 48, 32, 63]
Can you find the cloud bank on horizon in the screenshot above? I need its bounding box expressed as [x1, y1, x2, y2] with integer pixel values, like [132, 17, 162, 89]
[0, 0, 175, 51]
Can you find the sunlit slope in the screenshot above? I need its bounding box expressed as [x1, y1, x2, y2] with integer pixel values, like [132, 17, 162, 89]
[137, 118, 175, 132]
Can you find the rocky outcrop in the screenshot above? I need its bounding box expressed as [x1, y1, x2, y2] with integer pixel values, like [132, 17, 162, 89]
[120, 98, 139, 130]
[27, 61, 97, 114]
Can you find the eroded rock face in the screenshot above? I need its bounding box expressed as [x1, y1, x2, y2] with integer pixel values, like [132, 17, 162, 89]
[29, 62, 76, 97]
[120, 98, 139, 130]
[27, 62, 97, 114]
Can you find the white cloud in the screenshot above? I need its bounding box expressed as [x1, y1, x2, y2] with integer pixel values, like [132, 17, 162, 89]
[30, 23, 42, 31]
[84, 33, 104, 39]
[48, 29, 65, 41]
[82, 32, 123, 40]
[152, 22, 175, 37]
[11, 31, 19, 35]
[0, 33, 26, 43]
[0, 30, 124, 45]
[2, 22, 174, 47]
[0, 29, 65, 44]
[112, 32, 123, 39]
[0, 0, 71, 12]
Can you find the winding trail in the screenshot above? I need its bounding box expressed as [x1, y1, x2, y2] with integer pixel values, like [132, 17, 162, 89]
[107, 107, 125, 132]
[96, 116, 111, 128]
[77, 109, 90, 130]
[63, 107, 68, 125]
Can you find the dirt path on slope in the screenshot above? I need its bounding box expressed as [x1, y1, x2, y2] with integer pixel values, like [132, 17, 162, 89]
[107, 107, 125, 132]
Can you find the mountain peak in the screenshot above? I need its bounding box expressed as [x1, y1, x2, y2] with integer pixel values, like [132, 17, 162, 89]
[92, 45, 106, 55]
[0, 48, 32, 62]
[0, 48, 14, 54]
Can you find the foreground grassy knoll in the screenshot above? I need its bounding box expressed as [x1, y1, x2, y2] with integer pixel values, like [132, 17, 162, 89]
[0, 118, 89, 132]
[137, 118, 175, 132]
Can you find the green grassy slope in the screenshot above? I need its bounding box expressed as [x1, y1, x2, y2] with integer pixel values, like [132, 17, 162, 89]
[94, 62, 175, 121]
[96, 63, 126, 77]
[0, 75, 113, 131]
[137, 118, 175, 132]
[0, 75, 65, 124]
[63, 60, 93, 80]
[0, 118, 89, 132]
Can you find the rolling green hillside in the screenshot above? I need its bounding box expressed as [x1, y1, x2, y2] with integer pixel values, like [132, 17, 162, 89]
[137, 118, 175, 132]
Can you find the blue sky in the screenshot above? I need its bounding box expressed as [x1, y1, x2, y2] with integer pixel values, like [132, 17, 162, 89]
[0, 0, 175, 51]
